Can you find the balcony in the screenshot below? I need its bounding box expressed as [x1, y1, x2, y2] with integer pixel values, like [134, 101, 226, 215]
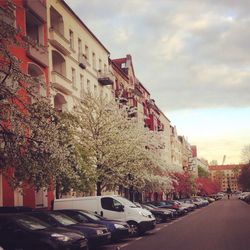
[78, 54, 87, 69]
[133, 83, 143, 97]
[49, 28, 70, 55]
[51, 71, 72, 95]
[127, 106, 137, 117]
[25, 0, 47, 22]
[97, 71, 114, 85]
[26, 44, 49, 67]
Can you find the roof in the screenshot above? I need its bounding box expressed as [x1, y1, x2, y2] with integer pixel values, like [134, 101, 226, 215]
[209, 164, 246, 171]
[61, 0, 110, 54]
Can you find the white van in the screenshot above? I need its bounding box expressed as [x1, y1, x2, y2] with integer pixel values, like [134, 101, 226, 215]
[54, 195, 155, 236]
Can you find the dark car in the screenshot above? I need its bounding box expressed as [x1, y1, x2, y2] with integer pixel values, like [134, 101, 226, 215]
[28, 211, 111, 248]
[136, 204, 173, 223]
[58, 209, 130, 241]
[144, 203, 178, 218]
[148, 201, 187, 215]
[0, 214, 88, 250]
[244, 194, 250, 204]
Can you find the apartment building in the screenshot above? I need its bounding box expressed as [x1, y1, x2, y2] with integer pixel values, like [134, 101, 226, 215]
[209, 164, 244, 192]
[0, 0, 53, 208]
[47, 0, 114, 112]
[170, 126, 183, 172]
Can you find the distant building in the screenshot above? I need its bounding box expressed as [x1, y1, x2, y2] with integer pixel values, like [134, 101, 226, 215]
[209, 164, 245, 192]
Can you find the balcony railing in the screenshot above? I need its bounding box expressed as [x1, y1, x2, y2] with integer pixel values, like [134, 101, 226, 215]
[97, 70, 114, 85]
[25, 0, 47, 22]
[49, 28, 70, 55]
[51, 71, 72, 95]
[127, 106, 137, 117]
[26, 43, 49, 67]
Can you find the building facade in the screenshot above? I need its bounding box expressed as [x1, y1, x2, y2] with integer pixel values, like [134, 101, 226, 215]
[209, 164, 244, 192]
[0, 0, 53, 208]
[47, 0, 114, 113]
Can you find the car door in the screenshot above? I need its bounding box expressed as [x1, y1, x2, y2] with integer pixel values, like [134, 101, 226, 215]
[100, 197, 125, 221]
[0, 220, 29, 249]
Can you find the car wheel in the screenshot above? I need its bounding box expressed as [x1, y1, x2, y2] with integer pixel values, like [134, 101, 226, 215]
[155, 215, 163, 224]
[128, 221, 140, 237]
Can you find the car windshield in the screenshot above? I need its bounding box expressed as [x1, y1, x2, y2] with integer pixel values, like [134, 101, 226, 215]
[50, 213, 77, 226]
[115, 197, 137, 208]
[147, 204, 158, 209]
[143, 205, 152, 210]
[79, 211, 101, 222]
[17, 217, 48, 231]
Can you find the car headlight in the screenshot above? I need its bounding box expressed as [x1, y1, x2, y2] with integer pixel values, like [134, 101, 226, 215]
[163, 211, 170, 215]
[96, 229, 104, 235]
[114, 224, 126, 229]
[51, 233, 71, 242]
[139, 211, 149, 217]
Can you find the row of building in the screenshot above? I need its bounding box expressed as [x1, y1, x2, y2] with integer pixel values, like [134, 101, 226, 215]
[0, 0, 208, 208]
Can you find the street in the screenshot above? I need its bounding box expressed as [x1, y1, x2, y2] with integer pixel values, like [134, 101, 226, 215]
[102, 197, 250, 250]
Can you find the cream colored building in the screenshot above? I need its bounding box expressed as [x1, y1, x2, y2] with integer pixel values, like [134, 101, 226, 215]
[158, 111, 172, 166]
[47, 0, 114, 112]
[170, 125, 183, 172]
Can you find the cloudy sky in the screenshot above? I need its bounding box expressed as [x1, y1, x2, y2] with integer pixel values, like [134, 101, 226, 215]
[65, 0, 250, 164]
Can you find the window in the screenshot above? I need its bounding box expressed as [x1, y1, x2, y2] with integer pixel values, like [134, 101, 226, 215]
[26, 11, 44, 45]
[80, 74, 84, 98]
[94, 85, 98, 96]
[69, 29, 74, 49]
[99, 59, 102, 71]
[101, 197, 123, 211]
[78, 38, 82, 55]
[92, 52, 96, 69]
[85, 45, 89, 60]
[87, 79, 90, 92]
[71, 68, 76, 88]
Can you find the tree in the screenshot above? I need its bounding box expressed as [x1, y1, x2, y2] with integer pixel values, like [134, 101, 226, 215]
[71, 92, 172, 196]
[198, 166, 209, 178]
[171, 172, 196, 198]
[241, 144, 250, 164]
[195, 177, 220, 196]
[0, 1, 72, 190]
[238, 163, 250, 191]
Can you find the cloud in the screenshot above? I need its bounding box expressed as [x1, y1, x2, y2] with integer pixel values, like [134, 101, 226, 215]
[65, 0, 250, 112]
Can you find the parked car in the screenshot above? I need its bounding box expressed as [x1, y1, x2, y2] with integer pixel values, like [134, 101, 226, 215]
[54, 195, 155, 236]
[57, 209, 130, 241]
[176, 200, 196, 211]
[243, 194, 250, 204]
[239, 192, 250, 200]
[0, 213, 88, 250]
[192, 197, 209, 207]
[149, 201, 188, 215]
[134, 203, 173, 223]
[27, 211, 111, 248]
[144, 203, 177, 217]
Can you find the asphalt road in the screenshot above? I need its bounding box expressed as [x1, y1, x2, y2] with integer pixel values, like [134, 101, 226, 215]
[102, 197, 250, 250]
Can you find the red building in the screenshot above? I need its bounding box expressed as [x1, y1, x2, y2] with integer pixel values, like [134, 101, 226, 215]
[0, 0, 53, 208]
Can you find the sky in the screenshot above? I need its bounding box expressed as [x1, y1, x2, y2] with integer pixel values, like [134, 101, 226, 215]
[65, 0, 250, 164]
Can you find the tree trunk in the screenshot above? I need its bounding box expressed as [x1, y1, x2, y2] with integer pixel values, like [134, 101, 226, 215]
[96, 181, 102, 196]
[55, 184, 61, 199]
